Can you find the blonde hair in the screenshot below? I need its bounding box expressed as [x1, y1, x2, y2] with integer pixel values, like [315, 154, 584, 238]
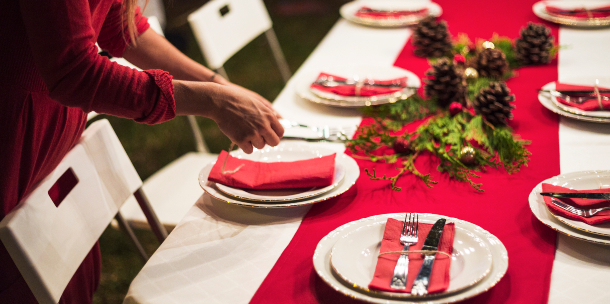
[122, 0, 148, 45]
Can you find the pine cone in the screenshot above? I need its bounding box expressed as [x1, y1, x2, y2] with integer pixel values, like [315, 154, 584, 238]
[412, 16, 452, 58]
[473, 82, 515, 126]
[515, 23, 554, 66]
[473, 48, 509, 79]
[424, 58, 465, 108]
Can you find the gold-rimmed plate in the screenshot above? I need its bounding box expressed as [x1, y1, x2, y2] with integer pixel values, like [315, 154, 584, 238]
[313, 213, 508, 304]
[198, 143, 359, 208]
[529, 171, 610, 245]
[533, 1, 610, 28]
[340, 0, 442, 28]
[329, 216, 492, 299]
[538, 81, 610, 123]
[295, 66, 420, 108]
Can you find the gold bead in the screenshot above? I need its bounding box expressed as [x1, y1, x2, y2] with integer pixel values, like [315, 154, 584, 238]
[460, 146, 476, 165]
[464, 67, 479, 80]
[482, 41, 495, 49]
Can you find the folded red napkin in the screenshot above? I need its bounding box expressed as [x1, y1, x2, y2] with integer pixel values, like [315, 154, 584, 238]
[545, 4, 610, 19]
[310, 73, 407, 97]
[369, 218, 455, 294]
[553, 82, 610, 111]
[208, 150, 336, 190]
[542, 183, 610, 225]
[354, 6, 429, 19]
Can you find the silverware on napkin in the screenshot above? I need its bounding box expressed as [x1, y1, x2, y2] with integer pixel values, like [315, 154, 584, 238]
[411, 218, 446, 296]
[539, 89, 610, 94]
[390, 213, 419, 289]
[551, 198, 610, 218]
[540, 192, 610, 200]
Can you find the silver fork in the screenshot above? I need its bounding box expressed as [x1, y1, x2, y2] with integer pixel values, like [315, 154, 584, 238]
[551, 199, 610, 217]
[549, 90, 609, 105]
[390, 213, 419, 289]
[279, 119, 356, 138]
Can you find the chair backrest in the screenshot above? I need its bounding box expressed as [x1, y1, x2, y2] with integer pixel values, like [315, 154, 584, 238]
[0, 119, 142, 304]
[188, 0, 273, 70]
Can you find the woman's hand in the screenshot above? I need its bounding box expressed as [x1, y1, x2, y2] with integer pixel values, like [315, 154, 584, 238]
[173, 80, 284, 154]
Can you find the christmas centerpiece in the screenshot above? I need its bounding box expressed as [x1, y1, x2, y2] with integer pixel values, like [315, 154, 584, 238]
[347, 19, 558, 192]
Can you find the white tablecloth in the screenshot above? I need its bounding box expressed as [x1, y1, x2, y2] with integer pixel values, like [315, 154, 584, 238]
[124, 12, 610, 304]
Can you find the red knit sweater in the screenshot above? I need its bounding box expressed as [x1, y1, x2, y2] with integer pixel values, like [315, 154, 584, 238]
[0, 0, 176, 302]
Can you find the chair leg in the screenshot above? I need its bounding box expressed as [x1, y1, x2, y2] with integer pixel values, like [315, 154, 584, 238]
[186, 115, 209, 153]
[265, 29, 292, 84]
[133, 188, 168, 243]
[115, 212, 148, 262]
[215, 66, 230, 81]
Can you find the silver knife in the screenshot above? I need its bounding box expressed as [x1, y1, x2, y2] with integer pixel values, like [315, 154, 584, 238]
[411, 218, 446, 296]
[540, 192, 610, 199]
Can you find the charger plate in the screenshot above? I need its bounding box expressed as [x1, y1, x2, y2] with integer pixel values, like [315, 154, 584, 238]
[533, 1, 610, 27]
[330, 216, 492, 299]
[340, 0, 442, 28]
[295, 66, 420, 107]
[539, 81, 610, 123]
[198, 143, 359, 208]
[313, 213, 508, 304]
[529, 171, 610, 242]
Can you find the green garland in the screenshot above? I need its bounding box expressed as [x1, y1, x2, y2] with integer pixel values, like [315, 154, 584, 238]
[347, 102, 531, 192]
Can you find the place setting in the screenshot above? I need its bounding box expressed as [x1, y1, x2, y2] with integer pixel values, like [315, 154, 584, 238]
[529, 170, 610, 245]
[294, 65, 421, 107]
[538, 76, 610, 123]
[198, 142, 359, 208]
[533, 0, 610, 27]
[340, 0, 443, 28]
[313, 213, 508, 303]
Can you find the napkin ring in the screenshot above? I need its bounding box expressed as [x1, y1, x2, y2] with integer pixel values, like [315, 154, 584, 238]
[221, 143, 244, 174]
[594, 82, 603, 110]
[378, 250, 452, 258]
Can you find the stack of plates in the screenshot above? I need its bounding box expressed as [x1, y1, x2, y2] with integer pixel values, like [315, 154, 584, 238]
[313, 213, 508, 303]
[340, 0, 442, 28]
[198, 143, 359, 208]
[295, 66, 420, 108]
[529, 171, 610, 245]
[533, 1, 610, 27]
[538, 77, 610, 123]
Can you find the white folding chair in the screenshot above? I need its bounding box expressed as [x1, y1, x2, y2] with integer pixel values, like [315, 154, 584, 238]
[187, 0, 291, 82]
[0, 119, 167, 304]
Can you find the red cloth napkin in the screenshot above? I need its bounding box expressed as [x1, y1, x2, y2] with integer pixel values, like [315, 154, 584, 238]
[545, 4, 610, 19]
[310, 73, 407, 97]
[542, 183, 610, 225]
[369, 218, 455, 294]
[553, 82, 610, 111]
[208, 151, 336, 190]
[354, 6, 429, 19]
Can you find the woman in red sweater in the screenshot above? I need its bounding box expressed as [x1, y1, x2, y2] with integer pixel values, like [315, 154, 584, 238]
[0, 0, 284, 303]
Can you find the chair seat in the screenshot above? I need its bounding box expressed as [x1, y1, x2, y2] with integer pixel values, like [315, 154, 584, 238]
[120, 152, 219, 229]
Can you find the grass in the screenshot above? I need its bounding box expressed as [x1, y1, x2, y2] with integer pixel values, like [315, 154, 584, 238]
[92, 1, 345, 302]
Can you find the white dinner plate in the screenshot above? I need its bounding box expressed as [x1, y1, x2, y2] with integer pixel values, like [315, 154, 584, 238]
[340, 0, 442, 28]
[313, 213, 508, 304]
[539, 81, 610, 123]
[533, 1, 610, 28]
[215, 157, 346, 202]
[529, 170, 610, 244]
[198, 143, 360, 208]
[295, 66, 420, 107]
[330, 217, 492, 299]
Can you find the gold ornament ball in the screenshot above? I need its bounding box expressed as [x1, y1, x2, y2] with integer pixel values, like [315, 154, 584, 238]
[460, 146, 476, 165]
[482, 41, 495, 49]
[464, 67, 479, 80]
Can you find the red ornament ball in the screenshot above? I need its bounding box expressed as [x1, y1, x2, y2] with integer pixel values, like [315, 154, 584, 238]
[453, 54, 466, 65]
[393, 138, 413, 154]
[449, 102, 463, 116]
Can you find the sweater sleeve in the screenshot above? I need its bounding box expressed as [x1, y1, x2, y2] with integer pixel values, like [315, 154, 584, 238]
[18, 0, 176, 125]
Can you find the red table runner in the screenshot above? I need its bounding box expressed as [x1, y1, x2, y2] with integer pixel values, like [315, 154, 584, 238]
[251, 0, 559, 303]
